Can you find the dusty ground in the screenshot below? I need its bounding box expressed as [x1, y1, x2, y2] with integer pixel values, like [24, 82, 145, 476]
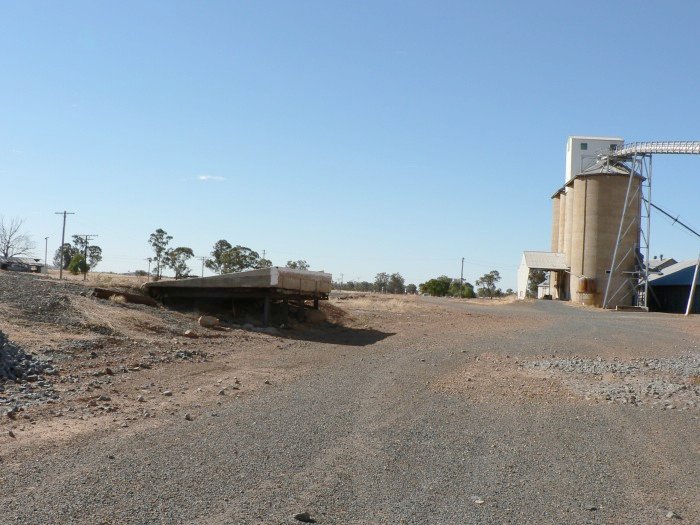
[1, 272, 699, 524]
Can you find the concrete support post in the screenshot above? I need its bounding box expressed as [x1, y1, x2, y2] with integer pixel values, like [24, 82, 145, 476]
[685, 253, 700, 316]
[263, 295, 271, 326]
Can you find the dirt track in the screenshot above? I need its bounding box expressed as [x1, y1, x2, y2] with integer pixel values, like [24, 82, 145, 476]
[1, 276, 699, 524]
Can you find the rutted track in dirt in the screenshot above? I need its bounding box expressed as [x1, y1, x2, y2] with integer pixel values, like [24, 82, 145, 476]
[1, 295, 699, 524]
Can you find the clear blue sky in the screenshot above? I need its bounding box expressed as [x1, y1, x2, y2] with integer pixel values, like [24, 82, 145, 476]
[2, 1, 699, 289]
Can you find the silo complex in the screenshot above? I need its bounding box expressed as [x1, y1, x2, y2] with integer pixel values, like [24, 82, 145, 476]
[520, 136, 642, 307]
[568, 162, 641, 307]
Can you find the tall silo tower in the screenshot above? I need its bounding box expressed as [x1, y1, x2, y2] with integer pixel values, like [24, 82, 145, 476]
[568, 160, 642, 307]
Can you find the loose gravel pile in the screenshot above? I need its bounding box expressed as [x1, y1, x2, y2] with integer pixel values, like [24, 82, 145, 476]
[0, 271, 89, 325]
[0, 330, 58, 406]
[529, 354, 700, 408]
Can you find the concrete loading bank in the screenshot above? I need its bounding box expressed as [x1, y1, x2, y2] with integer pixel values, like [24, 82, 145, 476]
[144, 267, 332, 325]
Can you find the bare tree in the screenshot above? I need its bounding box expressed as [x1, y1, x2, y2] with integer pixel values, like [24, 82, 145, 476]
[0, 217, 35, 258]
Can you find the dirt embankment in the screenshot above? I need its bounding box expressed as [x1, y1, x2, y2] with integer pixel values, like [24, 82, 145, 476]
[0, 271, 353, 447]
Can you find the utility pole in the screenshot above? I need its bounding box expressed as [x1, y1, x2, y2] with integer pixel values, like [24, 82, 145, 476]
[339, 273, 344, 290]
[75, 234, 98, 280]
[196, 256, 208, 278]
[54, 211, 75, 280]
[460, 257, 465, 290]
[44, 237, 49, 271]
[146, 258, 152, 282]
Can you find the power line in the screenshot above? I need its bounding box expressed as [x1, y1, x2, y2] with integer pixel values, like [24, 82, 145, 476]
[196, 256, 209, 277]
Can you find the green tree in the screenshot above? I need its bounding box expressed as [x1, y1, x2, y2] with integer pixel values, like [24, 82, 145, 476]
[357, 281, 373, 292]
[286, 260, 309, 270]
[165, 246, 194, 279]
[449, 279, 476, 298]
[419, 275, 452, 296]
[387, 272, 405, 294]
[67, 253, 89, 276]
[205, 239, 233, 274]
[220, 246, 261, 273]
[148, 228, 173, 279]
[254, 257, 273, 269]
[476, 270, 502, 299]
[406, 283, 418, 294]
[53, 243, 77, 270]
[71, 235, 102, 275]
[527, 269, 547, 298]
[374, 272, 390, 292]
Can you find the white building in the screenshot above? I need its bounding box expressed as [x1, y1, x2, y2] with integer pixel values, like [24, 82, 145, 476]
[517, 251, 569, 300]
[565, 136, 624, 183]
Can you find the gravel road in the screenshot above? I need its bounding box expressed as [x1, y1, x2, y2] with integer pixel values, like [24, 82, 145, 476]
[2, 298, 698, 524]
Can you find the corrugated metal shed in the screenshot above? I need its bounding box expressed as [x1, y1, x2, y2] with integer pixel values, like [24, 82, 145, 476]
[648, 259, 700, 314]
[647, 258, 677, 272]
[649, 260, 699, 287]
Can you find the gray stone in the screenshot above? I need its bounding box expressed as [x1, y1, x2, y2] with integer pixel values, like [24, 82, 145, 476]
[293, 512, 315, 523]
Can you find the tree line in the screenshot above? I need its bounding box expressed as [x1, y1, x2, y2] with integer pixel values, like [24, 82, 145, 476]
[335, 269, 513, 299]
[147, 228, 310, 280]
[420, 270, 512, 298]
[335, 272, 412, 294]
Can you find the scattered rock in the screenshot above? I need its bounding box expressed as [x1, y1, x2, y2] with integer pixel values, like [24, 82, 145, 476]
[98, 395, 111, 402]
[137, 395, 145, 402]
[162, 390, 173, 397]
[8, 429, 16, 438]
[218, 389, 226, 396]
[264, 379, 271, 385]
[184, 330, 199, 339]
[198, 315, 220, 329]
[293, 512, 316, 523]
[185, 413, 193, 421]
[666, 510, 681, 519]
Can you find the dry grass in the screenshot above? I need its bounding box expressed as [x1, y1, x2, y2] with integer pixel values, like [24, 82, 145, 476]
[331, 294, 428, 313]
[46, 269, 148, 288]
[108, 294, 127, 305]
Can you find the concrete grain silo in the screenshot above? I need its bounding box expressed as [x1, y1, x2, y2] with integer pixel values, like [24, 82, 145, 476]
[549, 192, 562, 299]
[563, 185, 575, 267]
[550, 194, 561, 252]
[557, 190, 566, 253]
[568, 160, 641, 307]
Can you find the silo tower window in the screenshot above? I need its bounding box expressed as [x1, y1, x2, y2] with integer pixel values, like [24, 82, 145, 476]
[580, 143, 588, 150]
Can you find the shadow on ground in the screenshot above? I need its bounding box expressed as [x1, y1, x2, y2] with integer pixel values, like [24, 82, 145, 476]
[279, 323, 396, 347]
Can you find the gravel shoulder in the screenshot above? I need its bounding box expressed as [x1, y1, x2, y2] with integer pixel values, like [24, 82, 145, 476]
[2, 276, 699, 524]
